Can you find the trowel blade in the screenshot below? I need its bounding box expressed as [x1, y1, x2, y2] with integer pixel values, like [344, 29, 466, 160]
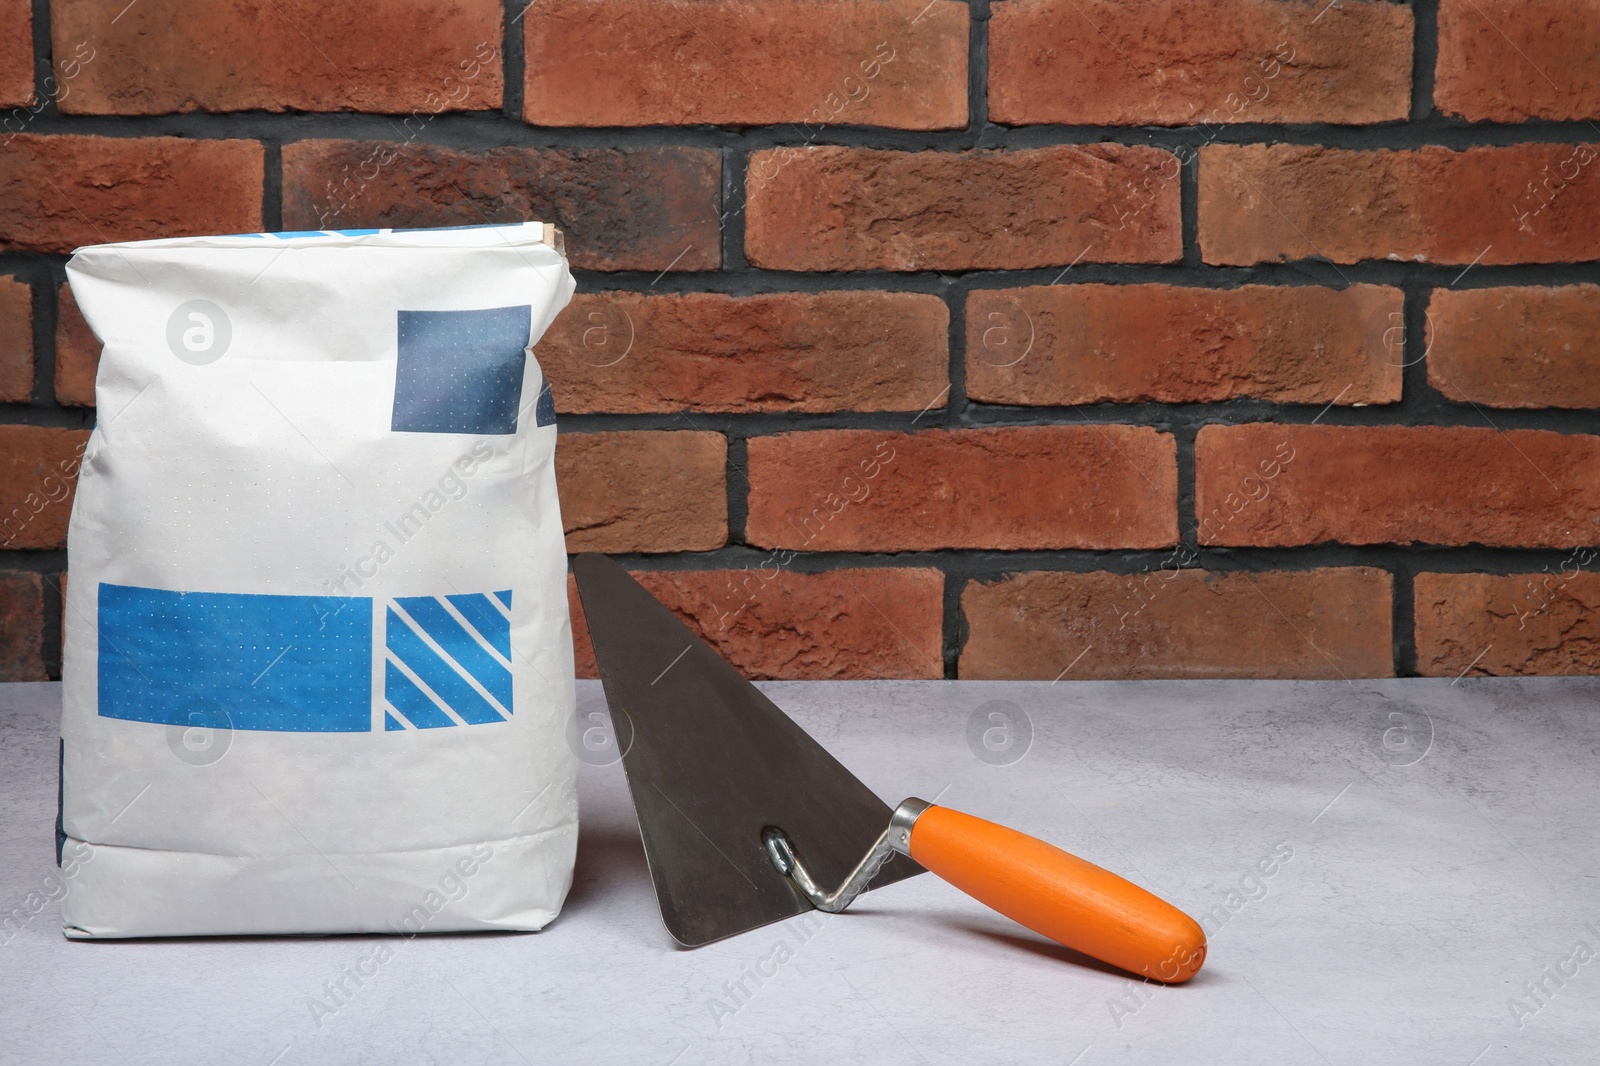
[572, 554, 923, 946]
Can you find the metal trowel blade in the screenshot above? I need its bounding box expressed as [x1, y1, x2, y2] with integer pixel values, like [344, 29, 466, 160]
[572, 554, 923, 946]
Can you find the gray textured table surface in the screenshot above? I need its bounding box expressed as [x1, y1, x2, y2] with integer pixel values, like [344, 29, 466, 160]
[3, 678, 1598, 1065]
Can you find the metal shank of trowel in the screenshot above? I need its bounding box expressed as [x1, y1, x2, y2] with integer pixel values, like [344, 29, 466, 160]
[762, 799, 932, 913]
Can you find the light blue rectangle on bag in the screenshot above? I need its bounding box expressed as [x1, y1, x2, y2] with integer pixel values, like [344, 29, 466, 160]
[97, 582, 373, 732]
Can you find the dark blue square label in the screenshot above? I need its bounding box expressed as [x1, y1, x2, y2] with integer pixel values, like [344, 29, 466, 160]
[393, 305, 531, 434]
[535, 379, 556, 427]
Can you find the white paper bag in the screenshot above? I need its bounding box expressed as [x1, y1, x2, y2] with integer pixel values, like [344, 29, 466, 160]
[58, 223, 578, 938]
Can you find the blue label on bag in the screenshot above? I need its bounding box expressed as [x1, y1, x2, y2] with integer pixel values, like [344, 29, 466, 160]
[382, 595, 513, 729]
[392, 306, 530, 435]
[97, 583, 513, 733]
[98, 584, 373, 732]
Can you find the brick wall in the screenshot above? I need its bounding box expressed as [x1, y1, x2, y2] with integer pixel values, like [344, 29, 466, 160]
[2, 0, 1598, 683]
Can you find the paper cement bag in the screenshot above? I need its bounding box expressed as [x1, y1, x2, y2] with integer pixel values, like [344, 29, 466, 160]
[58, 223, 578, 938]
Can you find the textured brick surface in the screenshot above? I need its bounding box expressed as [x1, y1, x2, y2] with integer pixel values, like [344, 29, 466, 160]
[961, 567, 1394, 680]
[746, 426, 1177, 551]
[54, 282, 97, 407]
[556, 431, 727, 553]
[1415, 571, 1600, 678]
[1196, 424, 1600, 548]
[0, 570, 47, 682]
[51, 0, 502, 114]
[0, 0, 30, 109]
[1199, 144, 1600, 266]
[525, 0, 966, 128]
[1436, 0, 1600, 121]
[538, 291, 948, 414]
[990, 0, 1412, 126]
[0, 275, 31, 402]
[966, 283, 1401, 406]
[1427, 286, 1600, 409]
[0, 426, 89, 550]
[0, 135, 263, 254]
[746, 145, 1182, 271]
[282, 140, 721, 272]
[0, 3, 1596, 683]
[569, 567, 944, 680]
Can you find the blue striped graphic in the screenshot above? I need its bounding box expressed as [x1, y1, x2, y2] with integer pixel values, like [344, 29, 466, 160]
[382, 591, 513, 729]
[446, 592, 511, 657]
[384, 660, 459, 729]
[396, 597, 512, 710]
[97, 583, 372, 732]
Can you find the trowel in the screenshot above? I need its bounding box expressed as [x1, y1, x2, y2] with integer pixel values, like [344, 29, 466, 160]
[572, 554, 1207, 983]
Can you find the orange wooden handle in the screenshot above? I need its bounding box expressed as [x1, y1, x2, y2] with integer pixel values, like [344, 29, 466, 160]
[907, 805, 1206, 983]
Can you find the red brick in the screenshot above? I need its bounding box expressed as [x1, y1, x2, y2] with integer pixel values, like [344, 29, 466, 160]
[525, 0, 966, 129]
[54, 282, 98, 407]
[0, 135, 263, 254]
[1415, 570, 1600, 678]
[746, 426, 1176, 551]
[1199, 143, 1600, 266]
[51, 0, 501, 114]
[966, 283, 1401, 406]
[0, 275, 31, 402]
[746, 145, 1182, 272]
[556, 431, 727, 554]
[990, 0, 1411, 126]
[0, 571, 47, 682]
[1195, 424, 1600, 548]
[569, 567, 943, 680]
[282, 140, 720, 273]
[0, 0, 30, 109]
[0, 426, 89, 550]
[1427, 285, 1600, 409]
[961, 567, 1393, 680]
[1436, 0, 1600, 121]
[539, 291, 948, 414]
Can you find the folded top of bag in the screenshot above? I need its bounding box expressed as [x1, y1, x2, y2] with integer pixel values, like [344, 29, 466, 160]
[73, 220, 564, 254]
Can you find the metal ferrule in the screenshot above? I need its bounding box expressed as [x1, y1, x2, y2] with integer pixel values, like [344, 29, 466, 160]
[887, 797, 931, 857]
